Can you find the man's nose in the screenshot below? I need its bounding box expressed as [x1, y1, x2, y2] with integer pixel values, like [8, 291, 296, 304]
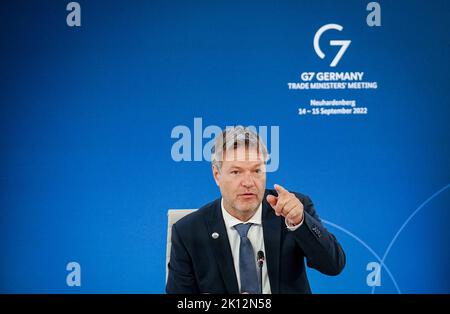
[241, 173, 255, 188]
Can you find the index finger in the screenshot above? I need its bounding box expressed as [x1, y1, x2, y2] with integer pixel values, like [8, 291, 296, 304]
[274, 184, 289, 196]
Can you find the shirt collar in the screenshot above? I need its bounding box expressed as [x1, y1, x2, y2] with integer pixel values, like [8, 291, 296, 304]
[221, 198, 262, 229]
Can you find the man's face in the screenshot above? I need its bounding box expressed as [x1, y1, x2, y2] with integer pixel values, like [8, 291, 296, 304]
[213, 146, 266, 220]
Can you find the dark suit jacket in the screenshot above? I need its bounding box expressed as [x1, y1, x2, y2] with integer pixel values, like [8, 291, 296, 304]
[166, 189, 345, 294]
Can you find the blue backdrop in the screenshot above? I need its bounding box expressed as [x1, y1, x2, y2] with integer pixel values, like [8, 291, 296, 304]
[1, 0, 449, 293]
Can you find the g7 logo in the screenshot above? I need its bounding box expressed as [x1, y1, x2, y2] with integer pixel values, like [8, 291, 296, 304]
[313, 24, 351, 67]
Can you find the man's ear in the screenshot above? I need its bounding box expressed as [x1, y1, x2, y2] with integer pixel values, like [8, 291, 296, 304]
[212, 165, 220, 186]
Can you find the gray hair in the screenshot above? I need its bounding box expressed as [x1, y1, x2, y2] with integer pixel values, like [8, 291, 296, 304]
[211, 126, 268, 171]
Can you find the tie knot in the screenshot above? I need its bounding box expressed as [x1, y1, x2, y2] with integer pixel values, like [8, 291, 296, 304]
[234, 223, 253, 238]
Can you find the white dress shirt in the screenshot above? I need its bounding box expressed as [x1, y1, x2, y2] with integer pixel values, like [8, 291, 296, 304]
[220, 198, 303, 294]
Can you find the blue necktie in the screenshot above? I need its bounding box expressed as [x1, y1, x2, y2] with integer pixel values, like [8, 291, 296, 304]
[234, 223, 259, 294]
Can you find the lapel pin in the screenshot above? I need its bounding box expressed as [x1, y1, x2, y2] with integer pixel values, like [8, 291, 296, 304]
[211, 232, 219, 239]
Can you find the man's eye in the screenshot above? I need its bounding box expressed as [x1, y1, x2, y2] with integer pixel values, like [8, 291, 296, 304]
[230, 171, 240, 175]
[254, 169, 261, 174]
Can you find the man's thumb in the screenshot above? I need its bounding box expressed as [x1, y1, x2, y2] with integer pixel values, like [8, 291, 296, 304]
[266, 194, 278, 208]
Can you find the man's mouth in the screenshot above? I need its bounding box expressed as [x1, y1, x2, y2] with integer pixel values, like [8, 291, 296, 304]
[239, 193, 256, 199]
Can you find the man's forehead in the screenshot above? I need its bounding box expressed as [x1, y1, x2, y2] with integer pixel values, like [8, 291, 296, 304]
[222, 159, 265, 169]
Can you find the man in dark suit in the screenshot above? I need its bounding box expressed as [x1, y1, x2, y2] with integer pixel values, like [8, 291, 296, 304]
[166, 126, 345, 294]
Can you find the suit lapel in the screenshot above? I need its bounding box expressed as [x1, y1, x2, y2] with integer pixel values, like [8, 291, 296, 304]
[205, 200, 240, 294]
[262, 195, 281, 294]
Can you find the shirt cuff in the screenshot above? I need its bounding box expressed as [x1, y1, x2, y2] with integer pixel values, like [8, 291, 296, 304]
[285, 215, 304, 231]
